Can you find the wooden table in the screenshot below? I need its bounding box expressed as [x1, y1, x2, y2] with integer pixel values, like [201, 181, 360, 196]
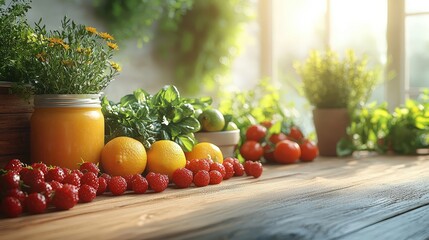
[2, 155, 429, 240]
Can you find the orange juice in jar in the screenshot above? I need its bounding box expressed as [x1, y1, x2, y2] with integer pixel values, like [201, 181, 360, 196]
[31, 94, 104, 169]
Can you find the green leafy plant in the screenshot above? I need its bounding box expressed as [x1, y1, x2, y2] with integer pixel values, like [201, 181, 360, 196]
[218, 79, 298, 143]
[338, 90, 429, 156]
[102, 85, 211, 151]
[155, 0, 254, 95]
[22, 17, 121, 94]
[294, 49, 381, 109]
[0, 0, 34, 83]
[92, 0, 193, 45]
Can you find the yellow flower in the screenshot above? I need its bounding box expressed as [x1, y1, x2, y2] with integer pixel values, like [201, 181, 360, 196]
[98, 32, 114, 41]
[107, 42, 119, 50]
[48, 37, 64, 45]
[85, 26, 97, 34]
[110, 61, 122, 72]
[36, 52, 47, 62]
[62, 44, 70, 50]
[62, 59, 74, 67]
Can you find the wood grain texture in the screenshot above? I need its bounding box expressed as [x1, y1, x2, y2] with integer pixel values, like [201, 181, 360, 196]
[1, 155, 429, 240]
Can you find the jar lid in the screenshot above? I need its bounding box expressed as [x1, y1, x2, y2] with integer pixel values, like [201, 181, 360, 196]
[34, 94, 101, 108]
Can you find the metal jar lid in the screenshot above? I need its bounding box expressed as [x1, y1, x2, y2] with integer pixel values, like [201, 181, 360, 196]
[34, 94, 101, 108]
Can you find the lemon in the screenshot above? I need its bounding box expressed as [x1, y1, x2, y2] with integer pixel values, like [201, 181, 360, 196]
[146, 140, 187, 179]
[100, 137, 147, 176]
[185, 142, 224, 163]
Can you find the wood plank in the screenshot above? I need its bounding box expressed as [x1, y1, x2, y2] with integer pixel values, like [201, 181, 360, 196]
[1, 156, 429, 240]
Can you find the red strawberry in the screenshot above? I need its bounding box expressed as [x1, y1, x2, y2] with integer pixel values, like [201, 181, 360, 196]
[71, 169, 83, 178]
[131, 174, 148, 194]
[30, 181, 53, 202]
[80, 172, 99, 190]
[52, 184, 79, 210]
[244, 160, 252, 176]
[49, 180, 63, 192]
[224, 157, 244, 176]
[45, 167, 66, 183]
[31, 162, 48, 175]
[123, 175, 134, 191]
[172, 168, 193, 189]
[186, 159, 210, 174]
[147, 172, 169, 193]
[222, 162, 234, 180]
[209, 162, 226, 178]
[244, 161, 263, 178]
[79, 184, 97, 203]
[1, 171, 20, 189]
[4, 159, 23, 172]
[79, 162, 100, 175]
[5, 188, 26, 204]
[63, 172, 81, 187]
[22, 168, 45, 188]
[209, 170, 222, 185]
[193, 170, 210, 187]
[97, 177, 107, 195]
[1, 197, 22, 218]
[25, 192, 47, 214]
[108, 176, 127, 196]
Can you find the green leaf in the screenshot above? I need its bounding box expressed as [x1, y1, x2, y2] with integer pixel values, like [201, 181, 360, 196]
[336, 138, 355, 157]
[176, 135, 195, 152]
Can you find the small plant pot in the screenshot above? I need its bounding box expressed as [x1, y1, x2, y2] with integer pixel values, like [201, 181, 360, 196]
[194, 130, 240, 158]
[0, 81, 33, 167]
[313, 108, 350, 156]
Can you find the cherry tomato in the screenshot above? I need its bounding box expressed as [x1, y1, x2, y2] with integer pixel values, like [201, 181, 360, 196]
[263, 144, 276, 162]
[268, 132, 288, 144]
[245, 124, 267, 142]
[240, 140, 264, 161]
[273, 139, 301, 164]
[287, 126, 304, 142]
[299, 139, 319, 162]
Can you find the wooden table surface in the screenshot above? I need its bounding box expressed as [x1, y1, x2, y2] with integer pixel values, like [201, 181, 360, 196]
[2, 154, 429, 240]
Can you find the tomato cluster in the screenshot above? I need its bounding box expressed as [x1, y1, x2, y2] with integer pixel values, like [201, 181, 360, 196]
[239, 122, 319, 164]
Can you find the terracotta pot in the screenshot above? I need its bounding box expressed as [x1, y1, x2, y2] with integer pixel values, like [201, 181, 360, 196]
[0, 82, 33, 167]
[313, 108, 350, 156]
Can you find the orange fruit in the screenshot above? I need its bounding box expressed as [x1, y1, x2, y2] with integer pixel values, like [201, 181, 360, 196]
[146, 140, 187, 179]
[100, 137, 147, 176]
[198, 109, 225, 132]
[185, 142, 224, 163]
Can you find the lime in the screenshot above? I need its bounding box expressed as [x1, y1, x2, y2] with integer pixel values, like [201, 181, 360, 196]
[226, 121, 238, 130]
[198, 109, 225, 132]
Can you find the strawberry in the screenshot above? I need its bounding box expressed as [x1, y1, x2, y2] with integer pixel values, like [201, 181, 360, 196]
[172, 168, 193, 189]
[146, 172, 168, 193]
[78, 184, 97, 203]
[209, 162, 226, 178]
[186, 159, 210, 174]
[244, 161, 263, 178]
[108, 176, 127, 196]
[131, 174, 148, 194]
[30, 181, 53, 202]
[25, 192, 47, 214]
[96, 177, 107, 195]
[1, 196, 22, 218]
[52, 184, 79, 210]
[63, 172, 81, 187]
[224, 157, 244, 176]
[1, 171, 20, 189]
[222, 162, 234, 180]
[80, 172, 99, 190]
[5, 188, 26, 204]
[22, 168, 45, 188]
[193, 170, 210, 187]
[209, 170, 222, 185]
[49, 180, 63, 192]
[71, 169, 83, 178]
[79, 162, 100, 175]
[45, 167, 65, 183]
[31, 162, 48, 175]
[4, 159, 23, 173]
[123, 175, 134, 191]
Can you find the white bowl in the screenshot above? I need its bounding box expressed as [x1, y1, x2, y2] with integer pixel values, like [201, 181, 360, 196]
[194, 130, 240, 158]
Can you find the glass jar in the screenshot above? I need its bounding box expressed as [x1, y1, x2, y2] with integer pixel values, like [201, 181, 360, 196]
[31, 94, 104, 169]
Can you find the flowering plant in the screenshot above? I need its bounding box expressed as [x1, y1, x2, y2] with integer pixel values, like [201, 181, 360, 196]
[27, 17, 121, 94]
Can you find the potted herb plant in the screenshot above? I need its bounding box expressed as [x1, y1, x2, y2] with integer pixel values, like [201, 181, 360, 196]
[0, 0, 35, 166]
[294, 49, 380, 156]
[21, 17, 121, 169]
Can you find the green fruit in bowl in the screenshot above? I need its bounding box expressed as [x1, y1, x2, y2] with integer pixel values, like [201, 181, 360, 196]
[198, 109, 225, 132]
[226, 121, 238, 131]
